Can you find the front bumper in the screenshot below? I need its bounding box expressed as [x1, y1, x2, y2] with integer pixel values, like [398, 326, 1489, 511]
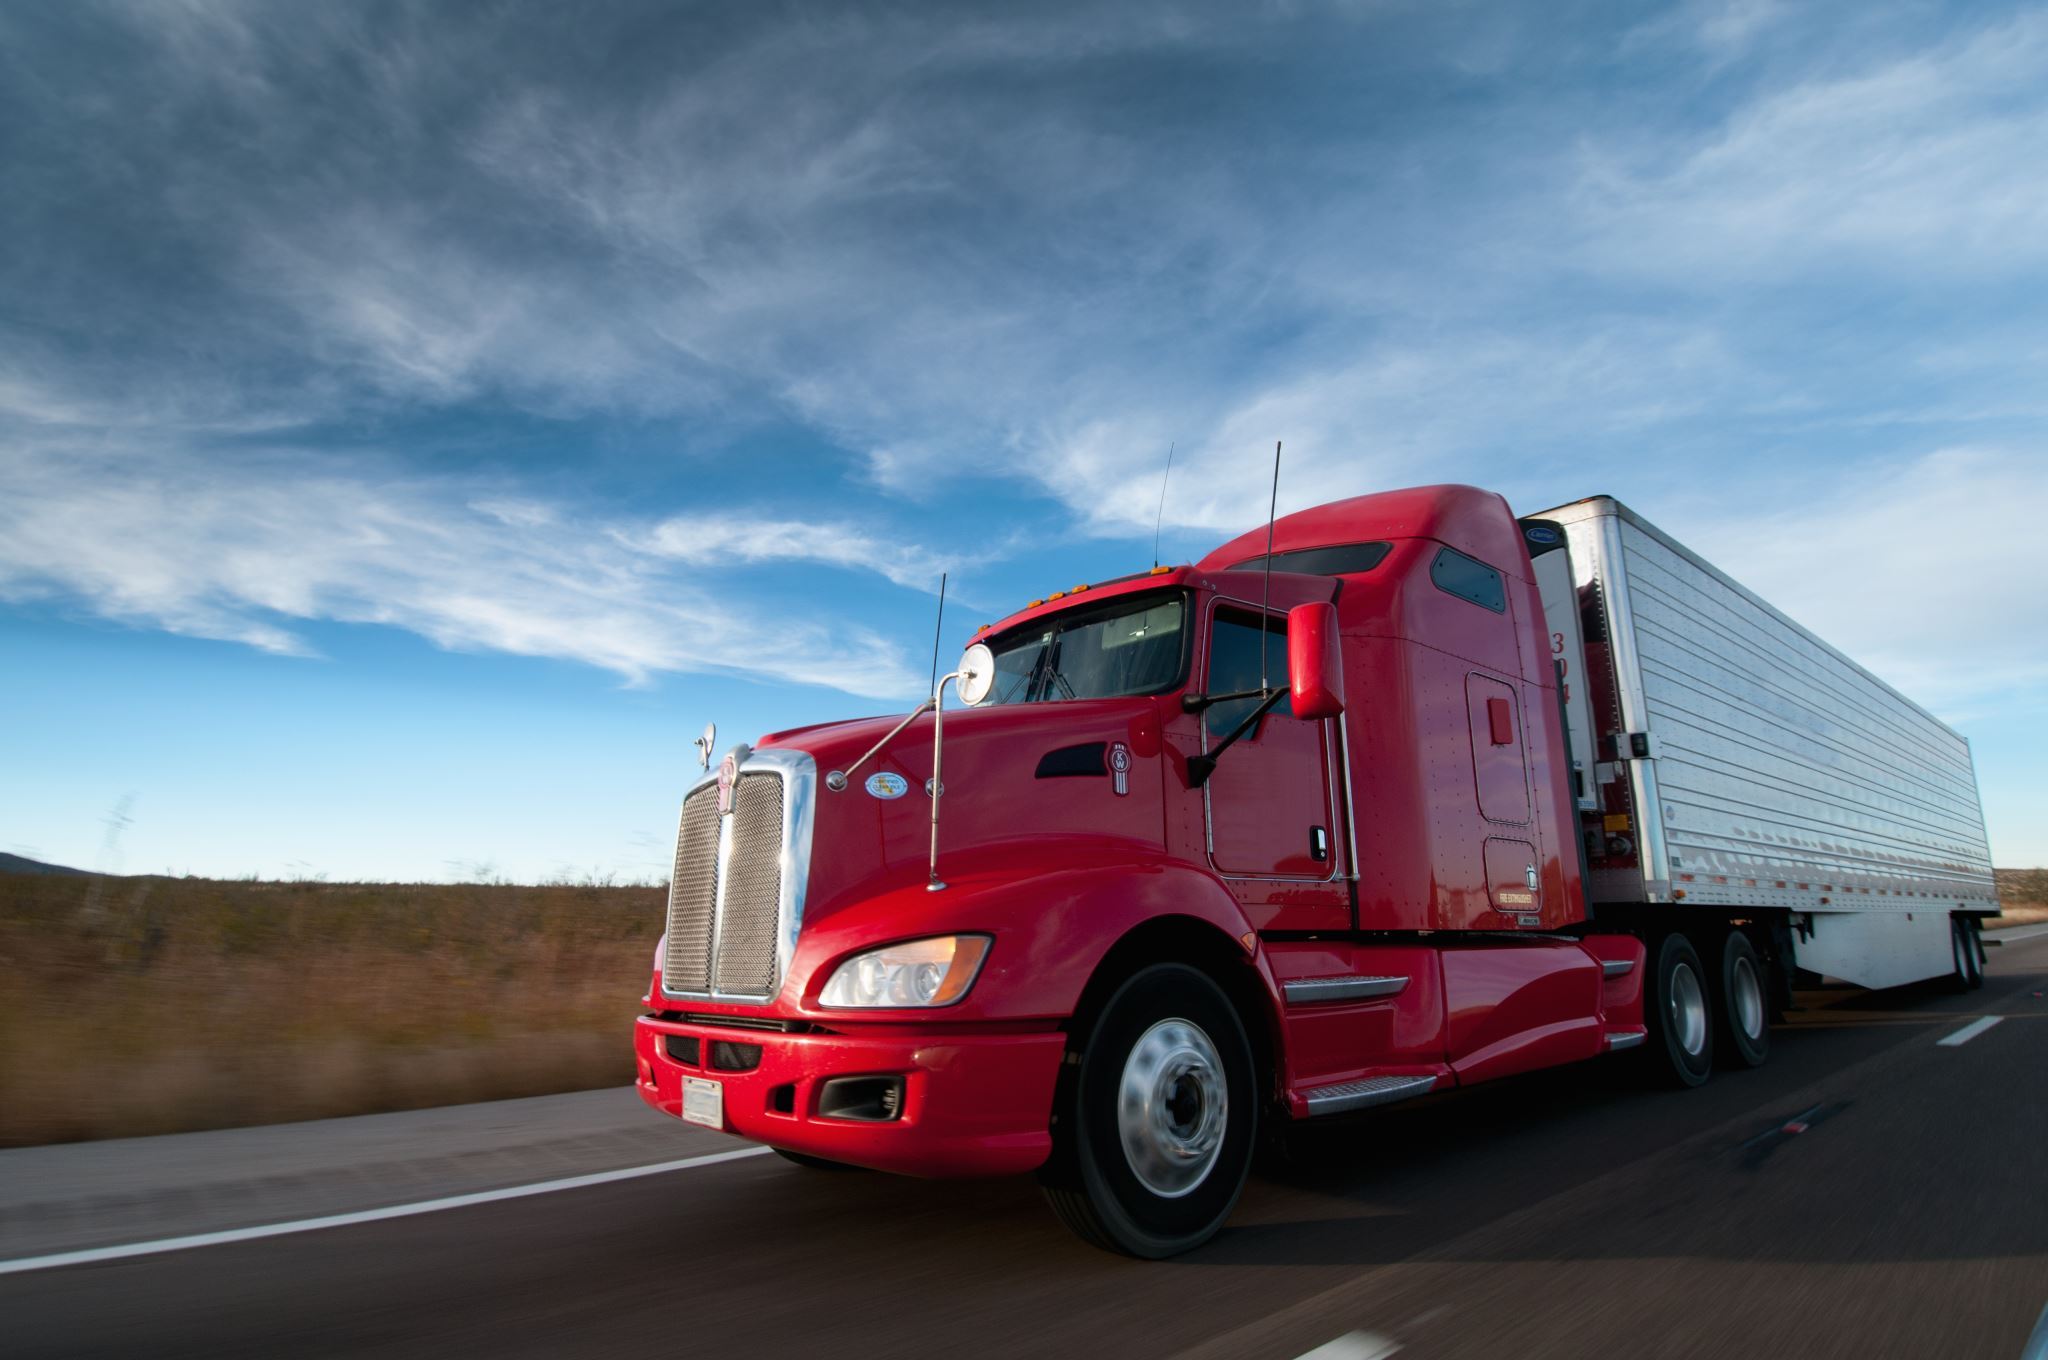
[632, 1013, 1065, 1177]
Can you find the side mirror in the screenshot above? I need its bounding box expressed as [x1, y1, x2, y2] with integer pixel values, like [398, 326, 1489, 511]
[955, 642, 996, 705]
[1287, 601, 1344, 720]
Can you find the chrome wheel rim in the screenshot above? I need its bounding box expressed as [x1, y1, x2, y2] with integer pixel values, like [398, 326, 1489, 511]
[1670, 961, 1708, 1058]
[1731, 955, 1765, 1042]
[1117, 1018, 1227, 1199]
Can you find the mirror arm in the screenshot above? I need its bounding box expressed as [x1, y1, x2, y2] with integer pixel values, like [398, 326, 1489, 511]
[1186, 686, 1286, 789]
[1180, 686, 1270, 714]
[826, 697, 936, 791]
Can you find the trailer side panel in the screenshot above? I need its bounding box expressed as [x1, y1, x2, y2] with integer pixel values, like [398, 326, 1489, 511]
[1539, 497, 1996, 924]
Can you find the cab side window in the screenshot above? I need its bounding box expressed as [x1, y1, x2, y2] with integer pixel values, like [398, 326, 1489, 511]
[1205, 611, 1294, 740]
[1430, 547, 1506, 613]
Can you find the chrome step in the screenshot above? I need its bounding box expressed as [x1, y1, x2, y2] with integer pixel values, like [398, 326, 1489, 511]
[1601, 958, 1636, 978]
[1283, 974, 1409, 1005]
[1302, 1073, 1437, 1116]
[1605, 1031, 1646, 1051]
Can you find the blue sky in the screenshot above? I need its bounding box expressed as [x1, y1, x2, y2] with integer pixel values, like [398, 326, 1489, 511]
[2, 0, 2044, 880]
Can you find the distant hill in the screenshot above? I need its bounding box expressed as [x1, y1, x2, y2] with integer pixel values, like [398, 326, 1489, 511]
[0, 853, 91, 876]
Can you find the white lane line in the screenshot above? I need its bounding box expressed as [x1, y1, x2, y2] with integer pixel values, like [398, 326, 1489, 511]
[1295, 1332, 1402, 1360]
[1991, 922, 2048, 943]
[0, 1145, 772, 1276]
[1937, 1015, 2004, 1047]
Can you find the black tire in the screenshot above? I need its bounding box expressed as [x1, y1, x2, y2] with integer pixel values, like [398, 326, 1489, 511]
[773, 1148, 861, 1171]
[1039, 963, 1257, 1258]
[1713, 931, 1771, 1069]
[1955, 917, 1985, 991]
[1949, 917, 1978, 993]
[1643, 933, 1714, 1088]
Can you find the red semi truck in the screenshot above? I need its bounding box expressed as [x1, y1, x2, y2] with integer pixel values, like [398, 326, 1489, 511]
[634, 484, 1998, 1257]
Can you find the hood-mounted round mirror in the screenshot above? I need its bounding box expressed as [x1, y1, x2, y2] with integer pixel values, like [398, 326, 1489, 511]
[956, 642, 996, 705]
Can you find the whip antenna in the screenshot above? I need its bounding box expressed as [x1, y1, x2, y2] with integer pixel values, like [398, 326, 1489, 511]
[927, 571, 948, 699]
[1259, 440, 1282, 692]
[1151, 441, 1176, 570]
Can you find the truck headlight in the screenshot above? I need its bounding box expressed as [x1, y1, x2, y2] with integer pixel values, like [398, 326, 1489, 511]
[818, 935, 991, 1008]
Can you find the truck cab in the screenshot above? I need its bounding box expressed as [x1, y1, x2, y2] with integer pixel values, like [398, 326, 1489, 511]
[634, 484, 1819, 1256]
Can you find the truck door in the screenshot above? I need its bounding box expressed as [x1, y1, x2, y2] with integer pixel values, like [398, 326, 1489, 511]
[1201, 604, 1345, 930]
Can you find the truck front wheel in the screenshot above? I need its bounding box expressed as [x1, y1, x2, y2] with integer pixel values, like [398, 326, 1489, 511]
[1040, 963, 1257, 1258]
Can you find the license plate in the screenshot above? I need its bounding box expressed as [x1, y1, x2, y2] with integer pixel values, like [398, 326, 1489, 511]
[682, 1076, 724, 1130]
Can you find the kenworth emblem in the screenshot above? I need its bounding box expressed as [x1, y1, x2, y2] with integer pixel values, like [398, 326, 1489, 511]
[1108, 742, 1131, 796]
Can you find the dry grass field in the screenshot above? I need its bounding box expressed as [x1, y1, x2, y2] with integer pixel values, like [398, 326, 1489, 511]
[0, 872, 659, 1147]
[2, 867, 2041, 1147]
[1990, 868, 2048, 928]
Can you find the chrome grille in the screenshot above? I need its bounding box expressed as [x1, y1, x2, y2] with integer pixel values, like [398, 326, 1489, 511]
[662, 760, 805, 1001]
[663, 787, 721, 993]
[713, 773, 785, 996]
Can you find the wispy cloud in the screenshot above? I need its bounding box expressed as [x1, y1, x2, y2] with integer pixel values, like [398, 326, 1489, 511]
[2, 0, 2044, 723]
[0, 437, 933, 698]
[1583, 12, 2048, 282]
[633, 516, 947, 593]
[1676, 447, 2048, 719]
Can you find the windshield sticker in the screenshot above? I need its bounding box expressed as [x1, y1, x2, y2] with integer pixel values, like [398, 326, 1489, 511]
[865, 772, 910, 800]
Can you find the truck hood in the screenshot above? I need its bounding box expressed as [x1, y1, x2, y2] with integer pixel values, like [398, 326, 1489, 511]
[755, 697, 1167, 928]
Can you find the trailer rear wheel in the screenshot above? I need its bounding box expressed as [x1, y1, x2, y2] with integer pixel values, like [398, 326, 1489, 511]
[1951, 917, 1984, 991]
[1644, 933, 1714, 1087]
[1040, 963, 1256, 1258]
[1714, 932, 1770, 1068]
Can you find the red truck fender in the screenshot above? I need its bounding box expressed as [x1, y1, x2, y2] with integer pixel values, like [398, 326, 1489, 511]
[786, 858, 1283, 1052]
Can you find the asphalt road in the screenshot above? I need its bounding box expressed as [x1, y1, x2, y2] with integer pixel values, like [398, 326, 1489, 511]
[6, 931, 2045, 1360]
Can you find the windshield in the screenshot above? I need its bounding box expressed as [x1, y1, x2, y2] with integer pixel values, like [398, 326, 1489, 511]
[980, 593, 1187, 705]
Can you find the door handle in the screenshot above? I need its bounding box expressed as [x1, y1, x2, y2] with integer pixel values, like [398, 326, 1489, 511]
[1310, 826, 1329, 862]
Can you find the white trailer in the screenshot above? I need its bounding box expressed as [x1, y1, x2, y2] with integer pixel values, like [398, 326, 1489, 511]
[1525, 496, 1998, 993]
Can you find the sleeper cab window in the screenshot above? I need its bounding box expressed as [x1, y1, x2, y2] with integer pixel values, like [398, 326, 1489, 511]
[1229, 541, 1392, 576]
[1429, 547, 1506, 613]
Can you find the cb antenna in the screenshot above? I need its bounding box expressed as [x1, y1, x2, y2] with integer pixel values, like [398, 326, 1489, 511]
[927, 571, 948, 698]
[1259, 440, 1282, 693]
[1151, 441, 1176, 570]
